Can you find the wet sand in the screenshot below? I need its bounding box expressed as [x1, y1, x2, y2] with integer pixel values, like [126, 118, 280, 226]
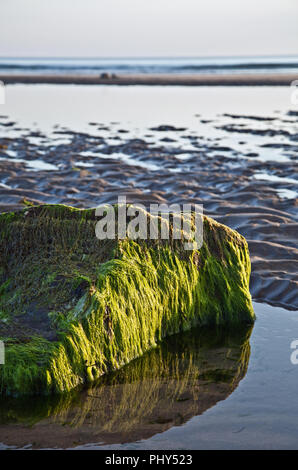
[0, 85, 297, 310]
[0, 72, 297, 86]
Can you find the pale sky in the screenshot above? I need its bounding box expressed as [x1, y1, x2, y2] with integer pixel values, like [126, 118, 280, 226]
[1, 0, 298, 58]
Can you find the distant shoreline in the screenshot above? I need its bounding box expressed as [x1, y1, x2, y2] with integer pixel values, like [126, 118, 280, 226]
[0, 72, 297, 86]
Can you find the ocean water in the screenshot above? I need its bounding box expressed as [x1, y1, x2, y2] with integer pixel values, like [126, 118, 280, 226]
[0, 56, 298, 75]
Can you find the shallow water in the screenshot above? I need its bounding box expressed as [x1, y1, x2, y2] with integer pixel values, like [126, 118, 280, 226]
[0, 302, 297, 450]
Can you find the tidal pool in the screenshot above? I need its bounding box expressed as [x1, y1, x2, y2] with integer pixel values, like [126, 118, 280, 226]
[0, 301, 297, 450]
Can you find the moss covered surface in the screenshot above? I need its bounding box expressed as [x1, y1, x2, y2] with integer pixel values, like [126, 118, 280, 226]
[0, 204, 254, 396]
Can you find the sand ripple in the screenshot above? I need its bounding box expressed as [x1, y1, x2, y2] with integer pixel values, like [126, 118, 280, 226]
[0, 111, 297, 309]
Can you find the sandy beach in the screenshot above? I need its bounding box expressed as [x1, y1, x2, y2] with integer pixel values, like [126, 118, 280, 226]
[2, 0, 298, 453]
[0, 72, 297, 86]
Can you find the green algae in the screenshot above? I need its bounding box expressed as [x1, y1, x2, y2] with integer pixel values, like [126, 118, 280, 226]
[0, 204, 254, 396]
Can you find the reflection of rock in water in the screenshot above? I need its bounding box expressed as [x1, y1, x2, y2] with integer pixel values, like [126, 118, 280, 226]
[0, 325, 252, 448]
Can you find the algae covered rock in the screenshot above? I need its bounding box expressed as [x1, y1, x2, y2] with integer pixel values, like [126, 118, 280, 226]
[0, 204, 254, 396]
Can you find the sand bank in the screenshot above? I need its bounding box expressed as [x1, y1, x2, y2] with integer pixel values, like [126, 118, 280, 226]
[0, 72, 297, 86]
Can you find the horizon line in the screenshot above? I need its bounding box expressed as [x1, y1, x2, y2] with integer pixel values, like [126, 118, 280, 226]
[0, 54, 298, 61]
